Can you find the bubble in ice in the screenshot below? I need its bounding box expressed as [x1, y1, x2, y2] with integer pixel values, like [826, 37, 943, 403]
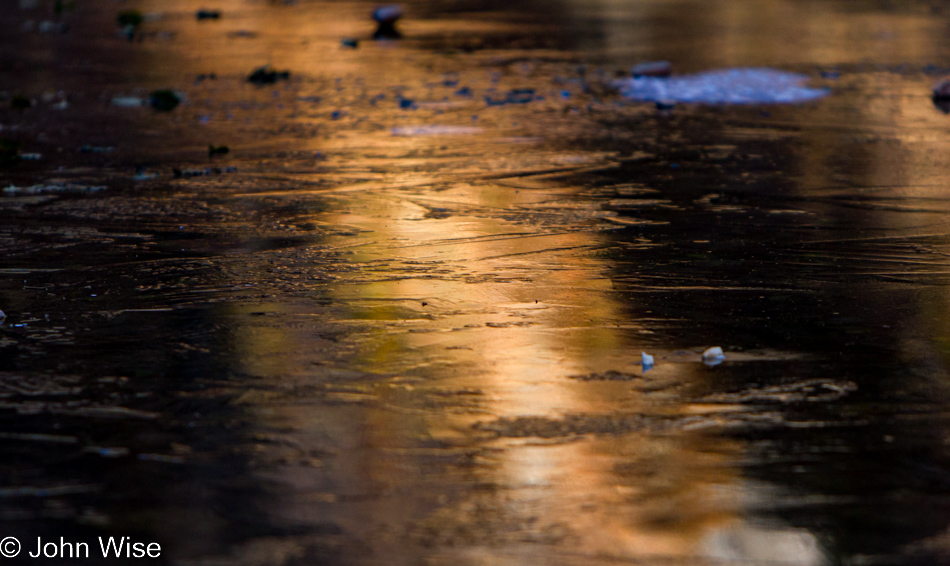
[615, 68, 829, 105]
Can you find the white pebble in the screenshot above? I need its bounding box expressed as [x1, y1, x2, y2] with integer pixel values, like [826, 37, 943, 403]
[702, 346, 725, 366]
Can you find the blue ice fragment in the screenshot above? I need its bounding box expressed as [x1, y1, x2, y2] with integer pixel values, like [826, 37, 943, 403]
[485, 88, 536, 106]
[455, 86, 472, 97]
[560, 90, 571, 99]
[90, 447, 129, 458]
[616, 68, 829, 105]
[399, 97, 416, 109]
[507, 89, 534, 103]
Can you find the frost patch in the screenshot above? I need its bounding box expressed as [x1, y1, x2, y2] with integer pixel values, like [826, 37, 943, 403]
[391, 125, 483, 136]
[615, 67, 829, 105]
[3, 183, 106, 195]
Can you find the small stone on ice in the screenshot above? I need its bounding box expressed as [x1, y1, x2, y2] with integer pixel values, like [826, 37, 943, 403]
[933, 77, 950, 100]
[247, 66, 290, 85]
[641, 352, 654, 371]
[149, 89, 181, 112]
[372, 4, 403, 39]
[196, 9, 221, 20]
[702, 346, 725, 366]
[372, 5, 402, 23]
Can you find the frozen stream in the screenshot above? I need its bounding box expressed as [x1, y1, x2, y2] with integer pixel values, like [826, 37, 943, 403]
[3, 0, 950, 565]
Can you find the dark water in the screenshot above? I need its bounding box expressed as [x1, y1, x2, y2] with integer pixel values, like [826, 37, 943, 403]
[4, 0, 950, 564]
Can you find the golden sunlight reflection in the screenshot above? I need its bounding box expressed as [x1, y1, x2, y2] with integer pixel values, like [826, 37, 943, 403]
[219, 128, 828, 562]
[252, 126, 822, 562]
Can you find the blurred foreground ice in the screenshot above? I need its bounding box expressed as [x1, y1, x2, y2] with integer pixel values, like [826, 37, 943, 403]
[702, 524, 827, 566]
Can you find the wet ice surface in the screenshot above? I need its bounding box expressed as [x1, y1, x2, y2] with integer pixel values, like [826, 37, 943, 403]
[616, 68, 830, 105]
[5, 0, 950, 564]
